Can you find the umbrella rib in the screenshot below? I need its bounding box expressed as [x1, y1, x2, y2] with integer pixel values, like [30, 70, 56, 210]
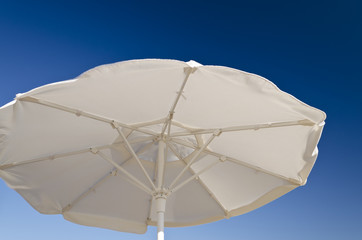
[169, 137, 303, 186]
[166, 142, 229, 216]
[18, 96, 158, 136]
[0, 136, 155, 171]
[170, 119, 315, 137]
[114, 135, 157, 146]
[111, 140, 157, 159]
[112, 141, 157, 194]
[131, 118, 167, 128]
[62, 168, 115, 213]
[62, 142, 155, 213]
[171, 161, 220, 194]
[94, 149, 154, 195]
[146, 195, 154, 226]
[113, 123, 157, 191]
[168, 130, 221, 190]
[160, 66, 195, 136]
[0, 144, 111, 170]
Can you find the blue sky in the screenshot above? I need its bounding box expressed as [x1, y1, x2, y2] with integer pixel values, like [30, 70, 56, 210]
[0, 0, 361, 239]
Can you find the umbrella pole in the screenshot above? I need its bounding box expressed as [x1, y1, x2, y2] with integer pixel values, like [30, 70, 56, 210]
[156, 196, 166, 240]
[156, 140, 167, 240]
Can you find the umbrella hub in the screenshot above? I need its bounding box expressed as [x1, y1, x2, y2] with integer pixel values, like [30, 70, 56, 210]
[153, 188, 170, 199]
[113, 121, 209, 164]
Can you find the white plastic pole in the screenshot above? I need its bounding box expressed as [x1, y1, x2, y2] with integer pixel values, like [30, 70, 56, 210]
[157, 212, 164, 240]
[156, 139, 166, 240]
[156, 196, 166, 240]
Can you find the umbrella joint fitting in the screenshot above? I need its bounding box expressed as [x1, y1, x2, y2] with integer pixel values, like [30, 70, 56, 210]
[213, 129, 222, 136]
[184, 66, 198, 74]
[111, 120, 120, 129]
[224, 211, 231, 219]
[169, 111, 174, 119]
[90, 148, 99, 154]
[153, 136, 161, 142]
[160, 135, 167, 142]
[153, 188, 170, 199]
[75, 110, 83, 117]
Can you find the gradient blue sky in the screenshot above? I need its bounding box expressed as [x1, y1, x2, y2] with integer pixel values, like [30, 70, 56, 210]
[0, 1, 361, 239]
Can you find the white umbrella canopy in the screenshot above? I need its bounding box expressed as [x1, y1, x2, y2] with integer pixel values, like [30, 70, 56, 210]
[0, 59, 325, 239]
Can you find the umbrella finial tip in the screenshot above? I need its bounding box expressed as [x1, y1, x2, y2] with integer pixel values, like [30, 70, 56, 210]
[186, 60, 203, 68]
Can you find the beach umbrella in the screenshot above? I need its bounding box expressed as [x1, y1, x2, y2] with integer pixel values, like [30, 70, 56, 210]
[0, 59, 325, 240]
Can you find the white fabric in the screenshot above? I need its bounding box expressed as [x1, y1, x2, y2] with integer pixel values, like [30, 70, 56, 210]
[0, 59, 326, 234]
